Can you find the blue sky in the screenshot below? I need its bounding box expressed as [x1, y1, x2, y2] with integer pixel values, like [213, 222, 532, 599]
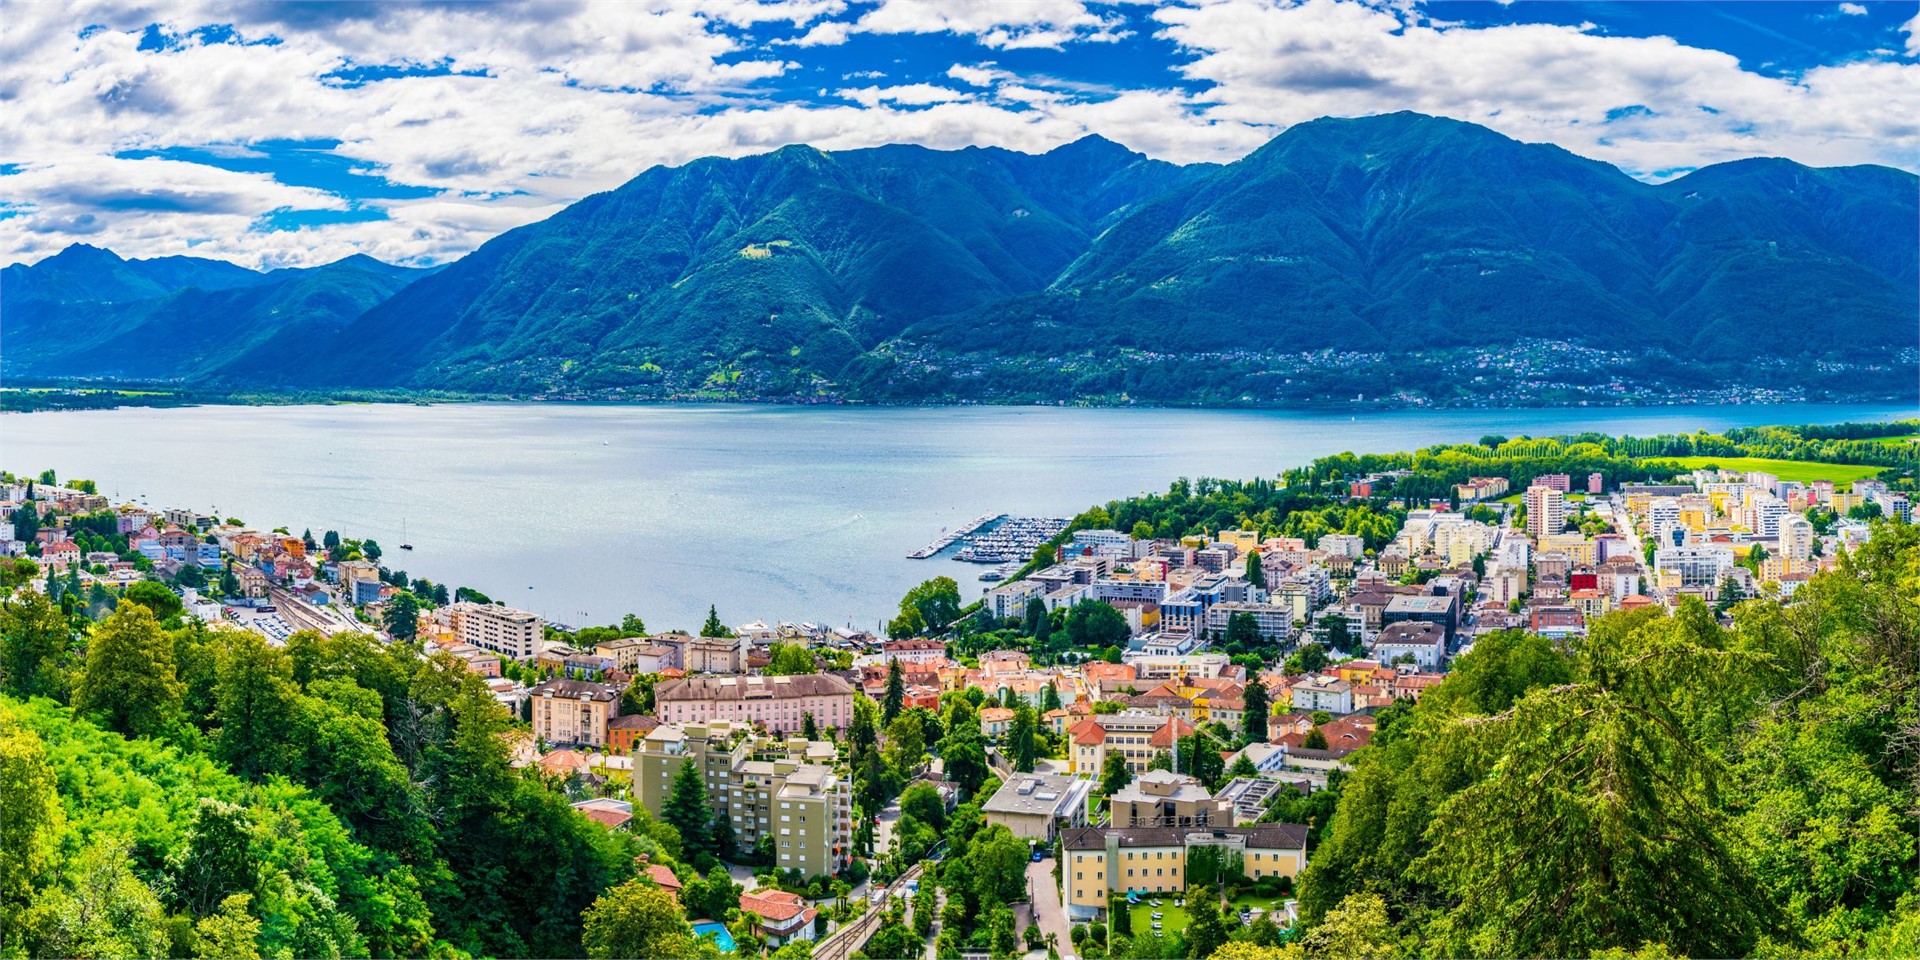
[1, 1, 1914, 269]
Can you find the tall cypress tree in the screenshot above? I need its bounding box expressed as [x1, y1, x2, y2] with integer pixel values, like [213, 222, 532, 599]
[662, 758, 712, 860]
[882, 659, 905, 723]
[1242, 678, 1270, 744]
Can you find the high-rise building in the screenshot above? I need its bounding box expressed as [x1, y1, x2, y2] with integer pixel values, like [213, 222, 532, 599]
[1524, 485, 1566, 541]
[1778, 513, 1815, 560]
[447, 602, 543, 661]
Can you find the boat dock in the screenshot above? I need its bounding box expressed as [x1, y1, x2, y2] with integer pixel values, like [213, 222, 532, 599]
[908, 513, 1001, 558]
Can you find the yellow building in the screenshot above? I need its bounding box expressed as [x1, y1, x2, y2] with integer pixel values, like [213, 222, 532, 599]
[1217, 530, 1260, 554]
[1060, 824, 1309, 920]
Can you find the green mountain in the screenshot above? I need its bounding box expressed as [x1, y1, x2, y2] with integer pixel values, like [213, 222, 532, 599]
[3, 253, 433, 382]
[5, 113, 1913, 403]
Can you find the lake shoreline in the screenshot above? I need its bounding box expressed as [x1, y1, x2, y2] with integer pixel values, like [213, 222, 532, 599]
[5, 383, 1915, 416]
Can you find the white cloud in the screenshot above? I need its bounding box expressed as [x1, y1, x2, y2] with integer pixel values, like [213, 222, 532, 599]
[1152, 0, 1920, 179]
[1837, 3, 1867, 15]
[0, 0, 1912, 269]
[834, 84, 973, 107]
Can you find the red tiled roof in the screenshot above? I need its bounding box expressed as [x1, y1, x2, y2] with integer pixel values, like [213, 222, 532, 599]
[646, 864, 682, 891]
[741, 889, 813, 923]
[581, 808, 632, 829]
[1069, 717, 1107, 746]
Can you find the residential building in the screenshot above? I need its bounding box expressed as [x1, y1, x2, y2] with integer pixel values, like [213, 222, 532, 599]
[1372, 622, 1446, 671]
[1779, 513, 1815, 560]
[1202, 602, 1292, 645]
[1109, 771, 1229, 829]
[1381, 593, 1458, 643]
[1287, 675, 1353, 714]
[529, 678, 621, 748]
[739, 889, 819, 946]
[607, 713, 662, 755]
[448, 602, 543, 662]
[1524, 486, 1566, 541]
[1060, 824, 1309, 919]
[654, 673, 854, 733]
[634, 722, 853, 876]
[981, 773, 1095, 842]
[1066, 711, 1193, 775]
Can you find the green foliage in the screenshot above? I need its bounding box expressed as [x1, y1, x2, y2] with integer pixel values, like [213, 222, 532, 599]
[892, 577, 963, 638]
[582, 879, 700, 959]
[1, 590, 73, 701]
[1100, 748, 1134, 797]
[663, 756, 714, 863]
[1066, 600, 1131, 648]
[1291, 525, 1920, 957]
[73, 602, 185, 741]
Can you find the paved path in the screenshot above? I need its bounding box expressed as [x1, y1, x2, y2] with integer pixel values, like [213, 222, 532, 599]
[1026, 859, 1074, 960]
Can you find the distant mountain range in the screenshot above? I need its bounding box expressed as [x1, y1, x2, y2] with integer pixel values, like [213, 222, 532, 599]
[5, 113, 1914, 405]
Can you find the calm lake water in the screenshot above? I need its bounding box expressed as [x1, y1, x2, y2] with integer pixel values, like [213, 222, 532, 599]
[7, 401, 1911, 630]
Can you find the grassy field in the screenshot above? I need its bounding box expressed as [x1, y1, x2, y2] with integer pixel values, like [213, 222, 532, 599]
[1125, 893, 1289, 936]
[1872, 434, 1920, 447]
[1659, 456, 1885, 486]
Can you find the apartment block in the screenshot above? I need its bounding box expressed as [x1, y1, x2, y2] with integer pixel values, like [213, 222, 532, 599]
[1060, 824, 1309, 920]
[529, 678, 621, 748]
[447, 601, 543, 662]
[655, 673, 854, 734]
[1524, 486, 1566, 541]
[633, 722, 852, 876]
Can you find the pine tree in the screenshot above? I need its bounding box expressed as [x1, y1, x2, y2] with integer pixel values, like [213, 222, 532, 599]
[883, 658, 905, 722]
[701, 605, 728, 638]
[662, 758, 712, 860]
[1242, 679, 1270, 744]
[1245, 550, 1265, 591]
[801, 711, 818, 740]
[1040, 681, 1062, 714]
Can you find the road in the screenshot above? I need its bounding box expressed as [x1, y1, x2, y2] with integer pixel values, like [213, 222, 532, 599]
[1026, 859, 1074, 960]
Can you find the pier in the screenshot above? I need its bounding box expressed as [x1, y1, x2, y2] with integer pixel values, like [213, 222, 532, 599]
[907, 513, 1001, 558]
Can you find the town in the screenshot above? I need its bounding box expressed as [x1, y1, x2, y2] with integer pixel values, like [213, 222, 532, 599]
[3, 419, 1916, 960]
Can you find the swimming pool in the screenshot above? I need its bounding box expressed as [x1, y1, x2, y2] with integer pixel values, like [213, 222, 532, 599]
[691, 921, 736, 953]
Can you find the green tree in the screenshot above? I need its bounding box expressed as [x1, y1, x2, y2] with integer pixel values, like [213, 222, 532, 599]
[170, 798, 259, 917]
[901, 782, 949, 832]
[194, 893, 262, 960]
[1297, 893, 1400, 958]
[683, 865, 742, 922]
[1066, 601, 1130, 648]
[701, 605, 729, 638]
[0, 709, 64, 929]
[801, 711, 818, 740]
[582, 880, 699, 959]
[1301, 726, 1328, 750]
[0, 590, 72, 701]
[1024, 597, 1048, 637]
[211, 633, 298, 780]
[766, 643, 817, 675]
[1283, 642, 1330, 675]
[1040, 681, 1063, 714]
[122, 580, 184, 620]
[27, 838, 170, 960]
[1224, 611, 1261, 651]
[1244, 550, 1265, 591]
[1242, 678, 1270, 744]
[898, 577, 963, 637]
[1099, 749, 1133, 797]
[1185, 887, 1228, 959]
[73, 602, 184, 740]
[663, 758, 713, 862]
[384, 591, 420, 640]
[362, 539, 382, 561]
[1227, 752, 1258, 781]
[1009, 702, 1039, 772]
[883, 657, 906, 722]
[886, 710, 926, 775]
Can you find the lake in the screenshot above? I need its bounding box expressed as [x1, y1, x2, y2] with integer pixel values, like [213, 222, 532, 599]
[7, 400, 1911, 631]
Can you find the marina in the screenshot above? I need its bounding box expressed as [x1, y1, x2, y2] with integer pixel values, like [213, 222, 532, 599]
[953, 516, 1071, 563]
[907, 513, 1000, 559]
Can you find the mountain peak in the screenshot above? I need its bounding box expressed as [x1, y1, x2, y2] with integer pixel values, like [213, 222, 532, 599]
[1047, 133, 1136, 163]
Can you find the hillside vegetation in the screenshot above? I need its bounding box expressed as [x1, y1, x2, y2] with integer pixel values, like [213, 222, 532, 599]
[3, 114, 1913, 404]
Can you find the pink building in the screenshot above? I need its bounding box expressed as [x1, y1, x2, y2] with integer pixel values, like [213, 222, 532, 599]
[1587, 472, 1604, 494]
[1534, 473, 1572, 493]
[655, 673, 854, 733]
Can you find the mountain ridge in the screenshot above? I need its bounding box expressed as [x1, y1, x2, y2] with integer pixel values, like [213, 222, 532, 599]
[4, 113, 1913, 404]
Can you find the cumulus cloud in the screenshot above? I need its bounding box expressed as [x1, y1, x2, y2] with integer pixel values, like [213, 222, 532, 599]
[0, 0, 1913, 269]
[1837, 2, 1867, 15]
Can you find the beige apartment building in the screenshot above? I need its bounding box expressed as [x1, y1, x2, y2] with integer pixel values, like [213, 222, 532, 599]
[655, 673, 854, 734]
[1066, 711, 1192, 775]
[445, 601, 543, 661]
[529, 678, 621, 748]
[633, 722, 852, 876]
[1108, 771, 1230, 829]
[1061, 824, 1309, 919]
